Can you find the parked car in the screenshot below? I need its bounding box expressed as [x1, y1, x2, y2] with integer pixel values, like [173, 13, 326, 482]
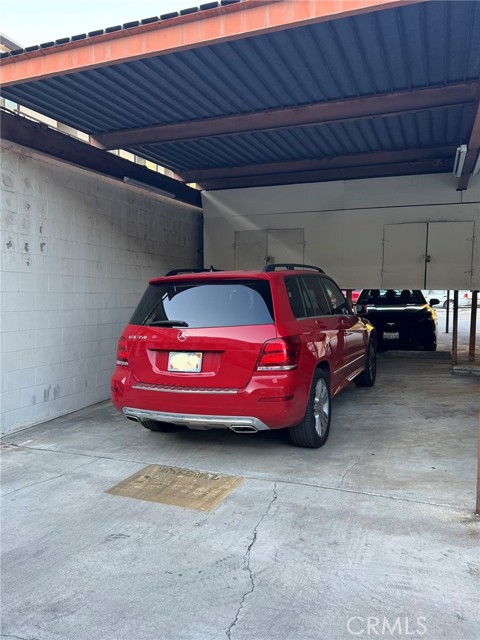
[356, 289, 438, 351]
[341, 289, 362, 304]
[351, 289, 362, 304]
[111, 264, 377, 449]
[423, 290, 472, 308]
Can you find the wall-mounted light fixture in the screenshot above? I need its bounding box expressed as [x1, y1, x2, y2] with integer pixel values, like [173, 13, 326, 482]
[453, 144, 467, 177]
[472, 151, 480, 177]
[123, 176, 176, 199]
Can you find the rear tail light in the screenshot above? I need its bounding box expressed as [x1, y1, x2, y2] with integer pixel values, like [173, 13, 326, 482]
[116, 336, 128, 366]
[256, 337, 301, 371]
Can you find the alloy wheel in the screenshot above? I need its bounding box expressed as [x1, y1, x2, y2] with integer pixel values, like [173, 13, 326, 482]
[313, 378, 330, 437]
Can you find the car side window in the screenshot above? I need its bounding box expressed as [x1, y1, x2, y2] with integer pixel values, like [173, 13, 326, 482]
[301, 276, 331, 316]
[321, 279, 351, 315]
[285, 277, 308, 318]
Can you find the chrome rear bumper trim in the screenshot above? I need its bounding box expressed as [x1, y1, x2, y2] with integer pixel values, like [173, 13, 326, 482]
[122, 407, 270, 431]
[132, 383, 238, 394]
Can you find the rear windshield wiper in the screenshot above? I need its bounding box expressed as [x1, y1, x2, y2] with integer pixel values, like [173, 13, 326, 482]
[145, 320, 189, 327]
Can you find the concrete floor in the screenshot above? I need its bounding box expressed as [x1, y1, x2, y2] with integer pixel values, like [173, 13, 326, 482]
[1, 349, 479, 639]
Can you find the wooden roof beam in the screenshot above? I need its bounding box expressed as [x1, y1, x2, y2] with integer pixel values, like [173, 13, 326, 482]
[92, 82, 477, 150]
[179, 146, 456, 185]
[0, 111, 201, 207]
[196, 160, 452, 190]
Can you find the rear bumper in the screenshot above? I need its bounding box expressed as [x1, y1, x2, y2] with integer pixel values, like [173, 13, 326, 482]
[378, 331, 436, 348]
[111, 367, 311, 430]
[122, 407, 270, 432]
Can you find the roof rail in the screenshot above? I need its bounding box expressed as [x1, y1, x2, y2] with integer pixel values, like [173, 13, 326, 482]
[263, 263, 325, 273]
[164, 265, 222, 276]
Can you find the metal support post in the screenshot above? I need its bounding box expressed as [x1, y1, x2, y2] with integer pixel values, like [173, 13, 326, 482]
[451, 291, 458, 366]
[468, 291, 478, 362]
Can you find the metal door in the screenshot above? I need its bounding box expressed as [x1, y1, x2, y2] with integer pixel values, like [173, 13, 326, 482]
[267, 228, 305, 265]
[426, 222, 474, 289]
[234, 228, 305, 269]
[382, 221, 474, 289]
[381, 223, 427, 288]
[234, 230, 267, 269]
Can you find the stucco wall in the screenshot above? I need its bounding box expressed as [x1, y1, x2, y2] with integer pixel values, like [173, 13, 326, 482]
[1, 141, 202, 434]
[202, 174, 480, 289]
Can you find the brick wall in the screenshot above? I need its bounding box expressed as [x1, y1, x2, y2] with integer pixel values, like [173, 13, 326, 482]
[1, 141, 203, 434]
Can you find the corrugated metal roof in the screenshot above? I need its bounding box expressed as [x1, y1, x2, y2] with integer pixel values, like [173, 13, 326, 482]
[1, 0, 480, 189]
[130, 105, 473, 171]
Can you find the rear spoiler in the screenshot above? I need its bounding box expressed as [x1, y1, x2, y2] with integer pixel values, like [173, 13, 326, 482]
[164, 266, 222, 276]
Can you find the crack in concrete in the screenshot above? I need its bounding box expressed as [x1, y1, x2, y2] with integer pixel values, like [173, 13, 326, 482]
[226, 481, 278, 640]
[2, 635, 40, 640]
[338, 438, 377, 489]
[1, 458, 98, 497]
[338, 454, 363, 489]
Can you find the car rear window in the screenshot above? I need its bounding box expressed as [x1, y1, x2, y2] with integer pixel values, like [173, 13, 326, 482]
[130, 279, 274, 328]
[358, 289, 427, 306]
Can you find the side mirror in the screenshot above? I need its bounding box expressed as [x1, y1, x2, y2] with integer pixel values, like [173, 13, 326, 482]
[355, 304, 368, 316]
[429, 298, 440, 306]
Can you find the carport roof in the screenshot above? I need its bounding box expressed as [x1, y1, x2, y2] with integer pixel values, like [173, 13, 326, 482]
[1, 0, 480, 192]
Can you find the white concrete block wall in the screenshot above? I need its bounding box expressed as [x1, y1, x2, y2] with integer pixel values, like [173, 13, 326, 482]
[1, 141, 203, 434]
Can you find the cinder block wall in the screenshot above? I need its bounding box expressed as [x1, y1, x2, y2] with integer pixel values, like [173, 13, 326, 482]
[1, 141, 203, 434]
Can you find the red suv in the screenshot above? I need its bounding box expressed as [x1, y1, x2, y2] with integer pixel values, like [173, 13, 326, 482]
[111, 264, 376, 448]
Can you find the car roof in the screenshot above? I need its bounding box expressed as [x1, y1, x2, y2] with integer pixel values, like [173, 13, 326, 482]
[149, 266, 327, 285]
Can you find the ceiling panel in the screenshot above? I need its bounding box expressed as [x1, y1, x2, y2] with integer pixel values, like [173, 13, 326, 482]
[1, 0, 479, 190]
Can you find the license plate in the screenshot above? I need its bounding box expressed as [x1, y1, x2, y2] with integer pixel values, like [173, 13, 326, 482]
[168, 351, 203, 373]
[383, 331, 399, 340]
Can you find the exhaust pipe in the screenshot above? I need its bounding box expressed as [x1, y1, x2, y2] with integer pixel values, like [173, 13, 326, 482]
[122, 408, 267, 432]
[229, 425, 258, 434]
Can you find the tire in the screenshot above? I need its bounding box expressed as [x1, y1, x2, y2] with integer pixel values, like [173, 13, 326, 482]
[141, 420, 175, 432]
[289, 368, 331, 449]
[424, 341, 437, 352]
[354, 337, 377, 387]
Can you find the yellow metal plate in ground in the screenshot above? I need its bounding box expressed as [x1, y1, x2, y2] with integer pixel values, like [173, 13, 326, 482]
[106, 464, 244, 512]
